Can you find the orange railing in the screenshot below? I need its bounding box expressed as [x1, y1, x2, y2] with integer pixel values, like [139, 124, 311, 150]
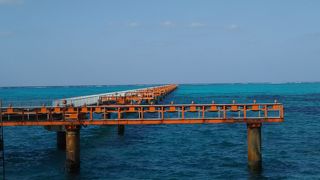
[0, 102, 284, 126]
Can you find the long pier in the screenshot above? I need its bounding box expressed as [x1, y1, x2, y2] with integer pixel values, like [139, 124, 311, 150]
[0, 84, 284, 174]
[53, 84, 177, 106]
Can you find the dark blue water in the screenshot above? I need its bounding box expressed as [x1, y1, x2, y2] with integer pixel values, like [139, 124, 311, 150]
[1, 83, 320, 179]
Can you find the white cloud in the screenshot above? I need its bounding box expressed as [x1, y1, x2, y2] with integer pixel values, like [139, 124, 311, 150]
[189, 22, 206, 28]
[161, 21, 175, 27]
[0, 31, 14, 37]
[226, 24, 240, 31]
[305, 32, 320, 38]
[0, 0, 23, 5]
[127, 22, 140, 28]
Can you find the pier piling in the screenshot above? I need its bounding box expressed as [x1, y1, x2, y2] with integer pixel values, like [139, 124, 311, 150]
[56, 131, 66, 150]
[66, 126, 80, 173]
[118, 125, 125, 135]
[247, 123, 262, 172]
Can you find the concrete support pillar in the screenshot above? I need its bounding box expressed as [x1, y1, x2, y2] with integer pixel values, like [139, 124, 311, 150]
[118, 125, 125, 135]
[57, 131, 66, 150]
[65, 126, 80, 173]
[247, 123, 262, 172]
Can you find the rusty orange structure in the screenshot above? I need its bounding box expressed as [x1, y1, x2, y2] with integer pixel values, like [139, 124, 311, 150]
[0, 84, 284, 173]
[0, 103, 283, 126]
[99, 84, 177, 105]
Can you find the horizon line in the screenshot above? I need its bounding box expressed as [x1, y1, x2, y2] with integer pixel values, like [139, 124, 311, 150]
[0, 81, 319, 88]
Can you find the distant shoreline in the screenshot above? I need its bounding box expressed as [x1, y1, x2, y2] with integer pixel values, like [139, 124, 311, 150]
[0, 81, 319, 89]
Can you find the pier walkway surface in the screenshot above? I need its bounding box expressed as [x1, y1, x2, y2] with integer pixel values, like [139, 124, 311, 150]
[0, 84, 284, 175]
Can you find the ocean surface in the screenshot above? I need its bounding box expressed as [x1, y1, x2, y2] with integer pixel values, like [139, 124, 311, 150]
[0, 83, 320, 179]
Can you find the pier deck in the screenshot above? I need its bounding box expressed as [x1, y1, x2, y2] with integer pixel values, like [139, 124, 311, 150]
[53, 84, 177, 106]
[0, 103, 283, 126]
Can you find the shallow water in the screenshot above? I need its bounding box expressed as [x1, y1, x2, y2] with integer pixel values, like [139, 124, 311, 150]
[1, 83, 320, 179]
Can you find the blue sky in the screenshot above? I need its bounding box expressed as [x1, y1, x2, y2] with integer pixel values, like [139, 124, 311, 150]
[0, 0, 319, 86]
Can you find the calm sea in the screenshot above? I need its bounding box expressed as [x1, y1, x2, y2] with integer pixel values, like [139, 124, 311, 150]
[0, 83, 320, 179]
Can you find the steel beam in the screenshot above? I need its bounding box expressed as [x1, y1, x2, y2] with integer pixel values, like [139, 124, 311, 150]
[0, 118, 283, 126]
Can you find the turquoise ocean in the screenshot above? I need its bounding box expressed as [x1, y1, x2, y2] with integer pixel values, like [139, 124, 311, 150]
[0, 83, 320, 179]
